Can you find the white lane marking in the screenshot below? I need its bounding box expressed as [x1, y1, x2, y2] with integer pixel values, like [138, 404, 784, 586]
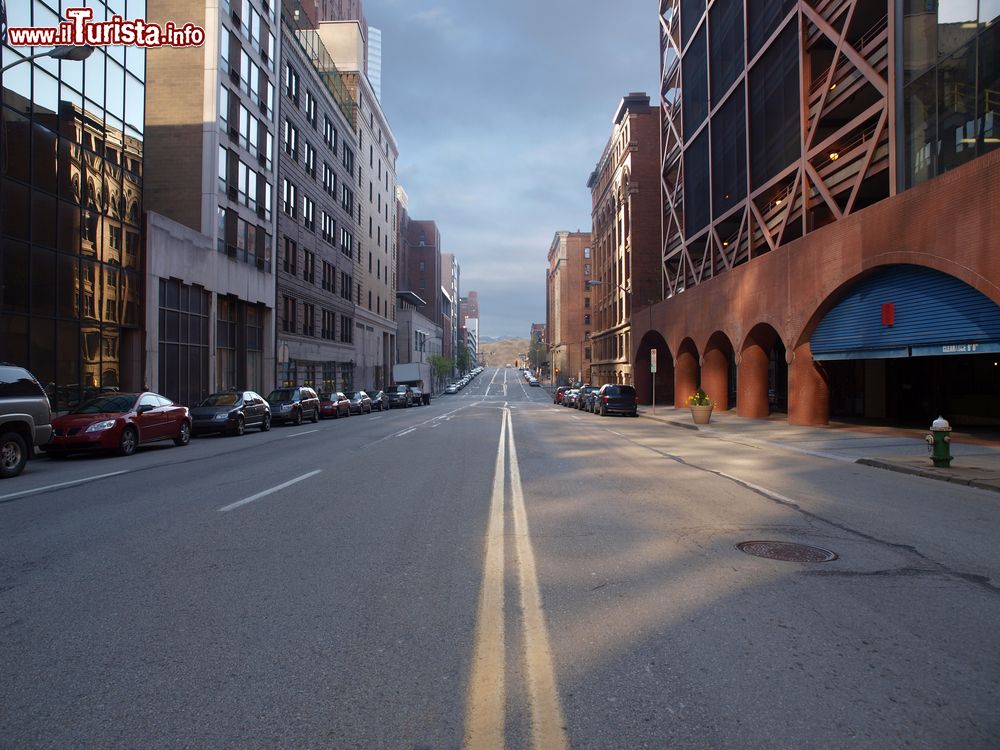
[0, 470, 129, 502]
[286, 429, 319, 438]
[506, 408, 569, 750]
[361, 403, 480, 448]
[397, 428, 416, 436]
[463, 403, 508, 749]
[218, 470, 322, 512]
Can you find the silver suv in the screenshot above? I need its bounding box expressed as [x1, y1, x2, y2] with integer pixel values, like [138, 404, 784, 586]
[0, 364, 53, 478]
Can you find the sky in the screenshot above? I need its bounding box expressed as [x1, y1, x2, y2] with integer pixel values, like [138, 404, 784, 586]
[368, 0, 660, 339]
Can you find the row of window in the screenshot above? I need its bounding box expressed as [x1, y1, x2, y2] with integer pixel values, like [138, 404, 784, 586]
[219, 146, 273, 221]
[220, 28, 275, 121]
[281, 238, 355, 299]
[220, 86, 274, 171]
[216, 205, 271, 272]
[282, 294, 353, 343]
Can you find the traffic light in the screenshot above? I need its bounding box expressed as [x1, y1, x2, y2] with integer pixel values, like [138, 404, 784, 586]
[514, 359, 519, 368]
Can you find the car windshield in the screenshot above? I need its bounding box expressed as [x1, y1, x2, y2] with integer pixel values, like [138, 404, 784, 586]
[71, 394, 137, 414]
[394, 386, 408, 393]
[200, 393, 239, 407]
[347, 392, 362, 400]
[267, 389, 295, 401]
[319, 393, 335, 401]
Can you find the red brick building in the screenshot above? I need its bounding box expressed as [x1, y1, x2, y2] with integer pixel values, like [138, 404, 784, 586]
[642, 0, 1000, 426]
[587, 93, 662, 387]
[546, 231, 593, 386]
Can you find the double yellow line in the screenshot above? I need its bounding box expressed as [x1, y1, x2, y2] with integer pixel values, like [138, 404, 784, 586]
[463, 406, 568, 750]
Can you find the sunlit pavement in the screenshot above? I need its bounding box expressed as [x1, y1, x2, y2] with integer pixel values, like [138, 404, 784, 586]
[2, 368, 998, 748]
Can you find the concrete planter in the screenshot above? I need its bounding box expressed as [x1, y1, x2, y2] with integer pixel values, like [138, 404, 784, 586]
[690, 404, 714, 425]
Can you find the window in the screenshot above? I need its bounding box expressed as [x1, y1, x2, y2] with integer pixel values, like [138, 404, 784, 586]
[219, 85, 230, 131]
[340, 316, 353, 343]
[283, 120, 298, 159]
[302, 195, 315, 230]
[283, 237, 297, 274]
[585, 297, 591, 309]
[322, 309, 336, 340]
[282, 179, 297, 217]
[583, 246, 591, 259]
[341, 184, 353, 213]
[322, 261, 336, 292]
[584, 314, 591, 325]
[305, 90, 317, 126]
[340, 227, 353, 257]
[218, 145, 228, 192]
[340, 271, 353, 300]
[321, 211, 335, 243]
[584, 263, 592, 275]
[419, 260, 425, 271]
[303, 250, 315, 283]
[302, 303, 315, 336]
[304, 142, 316, 177]
[323, 117, 337, 151]
[323, 163, 335, 195]
[342, 146, 354, 175]
[282, 295, 296, 333]
[285, 63, 298, 104]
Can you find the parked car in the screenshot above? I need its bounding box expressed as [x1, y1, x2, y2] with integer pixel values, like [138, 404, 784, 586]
[386, 385, 414, 408]
[554, 386, 568, 405]
[596, 383, 639, 417]
[576, 386, 599, 411]
[346, 390, 373, 415]
[563, 389, 580, 407]
[265, 386, 320, 425]
[528, 377, 540, 387]
[190, 390, 271, 436]
[0, 363, 53, 478]
[47, 392, 191, 457]
[410, 388, 425, 406]
[445, 384, 459, 394]
[319, 392, 351, 419]
[367, 390, 390, 411]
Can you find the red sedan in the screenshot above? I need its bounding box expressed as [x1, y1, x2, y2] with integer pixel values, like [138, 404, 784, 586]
[318, 392, 351, 419]
[47, 392, 191, 457]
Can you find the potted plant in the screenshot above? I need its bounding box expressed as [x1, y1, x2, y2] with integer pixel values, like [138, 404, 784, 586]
[687, 388, 714, 425]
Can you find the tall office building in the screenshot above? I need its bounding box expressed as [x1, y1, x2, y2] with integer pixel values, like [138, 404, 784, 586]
[144, 0, 281, 405]
[648, 0, 1000, 426]
[441, 253, 459, 368]
[275, 0, 361, 392]
[2, 2, 145, 410]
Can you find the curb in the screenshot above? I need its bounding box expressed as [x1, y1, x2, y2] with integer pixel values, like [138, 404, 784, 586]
[855, 458, 1000, 494]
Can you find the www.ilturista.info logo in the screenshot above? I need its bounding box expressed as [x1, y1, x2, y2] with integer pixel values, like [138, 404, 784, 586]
[5, 7, 205, 48]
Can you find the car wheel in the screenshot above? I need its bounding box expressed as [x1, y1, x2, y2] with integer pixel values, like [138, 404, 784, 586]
[366, 405, 372, 414]
[119, 426, 138, 456]
[233, 415, 245, 436]
[0, 431, 28, 479]
[174, 421, 191, 446]
[311, 407, 319, 424]
[294, 408, 303, 426]
[261, 414, 271, 432]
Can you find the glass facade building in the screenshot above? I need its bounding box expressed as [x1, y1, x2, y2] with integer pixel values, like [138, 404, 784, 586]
[1, 0, 145, 411]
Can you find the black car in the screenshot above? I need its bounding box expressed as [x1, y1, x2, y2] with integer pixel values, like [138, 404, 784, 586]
[346, 390, 373, 415]
[595, 384, 638, 417]
[386, 385, 413, 408]
[265, 386, 321, 425]
[410, 388, 424, 406]
[367, 390, 390, 411]
[191, 390, 271, 436]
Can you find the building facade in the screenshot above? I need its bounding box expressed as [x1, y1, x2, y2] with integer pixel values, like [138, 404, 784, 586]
[2, 7, 145, 410]
[441, 253, 459, 368]
[546, 231, 592, 386]
[144, 0, 280, 405]
[395, 290, 442, 391]
[403, 219, 442, 332]
[646, 0, 1000, 425]
[275, 1, 360, 392]
[459, 290, 480, 367]
[587, 92, 662, 388]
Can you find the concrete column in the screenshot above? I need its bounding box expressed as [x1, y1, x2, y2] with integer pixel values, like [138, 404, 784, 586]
[674, 346, 699, 408]
[789, 342, 830, 425]
[701, 347, 729, 411]
[737, 342, 770, 418]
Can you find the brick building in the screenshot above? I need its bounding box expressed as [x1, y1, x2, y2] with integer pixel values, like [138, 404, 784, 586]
[644, 0, 1000, 426]
[587, 92, 662, 388]
[546, 231, 593, 386]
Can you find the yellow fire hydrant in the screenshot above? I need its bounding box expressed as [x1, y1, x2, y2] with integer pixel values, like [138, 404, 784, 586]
[925, 416, 952, 468]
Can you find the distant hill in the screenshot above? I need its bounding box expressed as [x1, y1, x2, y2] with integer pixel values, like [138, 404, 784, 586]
[478, 338, 530, 368]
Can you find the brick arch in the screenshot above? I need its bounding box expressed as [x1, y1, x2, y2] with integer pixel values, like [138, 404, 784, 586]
[702, 331, 735, 411]
[675, 337, 700, 408]
[634, 329, 673, 405]
[738, 324, 785, 418]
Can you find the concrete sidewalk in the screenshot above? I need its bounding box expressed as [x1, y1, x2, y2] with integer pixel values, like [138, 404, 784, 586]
[638, 406, 1000, 494]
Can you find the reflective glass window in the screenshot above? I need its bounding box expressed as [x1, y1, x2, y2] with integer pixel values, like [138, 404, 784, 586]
[748, 0, 795, 58]
[85, 50, 107, 108]
[709, 0, 743, 105]
[711, 84, 747, 217]
[682, 27, 708, 137]
[106, 60, 126, 121]
[748, 24, 800, 190]
[683, 130, 710, 238]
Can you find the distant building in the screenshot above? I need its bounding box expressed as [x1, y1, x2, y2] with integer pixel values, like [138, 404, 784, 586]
[367, 26, 382, 102]
[530, 324, 546, 344]
[546, 231, 592, 386]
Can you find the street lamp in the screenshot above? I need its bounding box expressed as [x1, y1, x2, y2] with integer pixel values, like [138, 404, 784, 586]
[1, 45, 95, 74]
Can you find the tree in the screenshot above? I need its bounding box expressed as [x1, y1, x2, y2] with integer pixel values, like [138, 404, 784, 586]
[428, 355, 453, 380]
[456, 347, 471, 374]
[528, 337, 546, 370]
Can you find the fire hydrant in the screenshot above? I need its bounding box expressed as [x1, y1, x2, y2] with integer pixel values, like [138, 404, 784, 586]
[925, 416, 953, 468]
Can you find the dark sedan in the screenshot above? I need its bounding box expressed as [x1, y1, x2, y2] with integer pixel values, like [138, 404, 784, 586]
[367, 390, 390, 411]
[266, 386, 320, 425]
[48, 392, 191, 457]
[346, 390, 372, 415]
[191, 390, 271, 436]
[319, 392, 351, 419]
[386, 385, 413, 408]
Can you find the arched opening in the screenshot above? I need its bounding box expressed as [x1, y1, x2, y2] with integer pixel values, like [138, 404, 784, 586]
[806, 264, 1000, 426]
[739, 324, 787, 418]
[702, 331, 736, 411]
[675, 338, 700, 407]
[635, 330, 673, 405]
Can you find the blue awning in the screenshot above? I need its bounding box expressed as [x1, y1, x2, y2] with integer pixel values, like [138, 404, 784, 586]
[811, 266, 1000, 361]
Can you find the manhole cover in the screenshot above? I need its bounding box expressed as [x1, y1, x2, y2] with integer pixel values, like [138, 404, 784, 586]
[736, 541, 838, 563]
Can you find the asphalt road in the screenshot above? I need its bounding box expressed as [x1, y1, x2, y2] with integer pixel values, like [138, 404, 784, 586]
[2, 368, 998, 749]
